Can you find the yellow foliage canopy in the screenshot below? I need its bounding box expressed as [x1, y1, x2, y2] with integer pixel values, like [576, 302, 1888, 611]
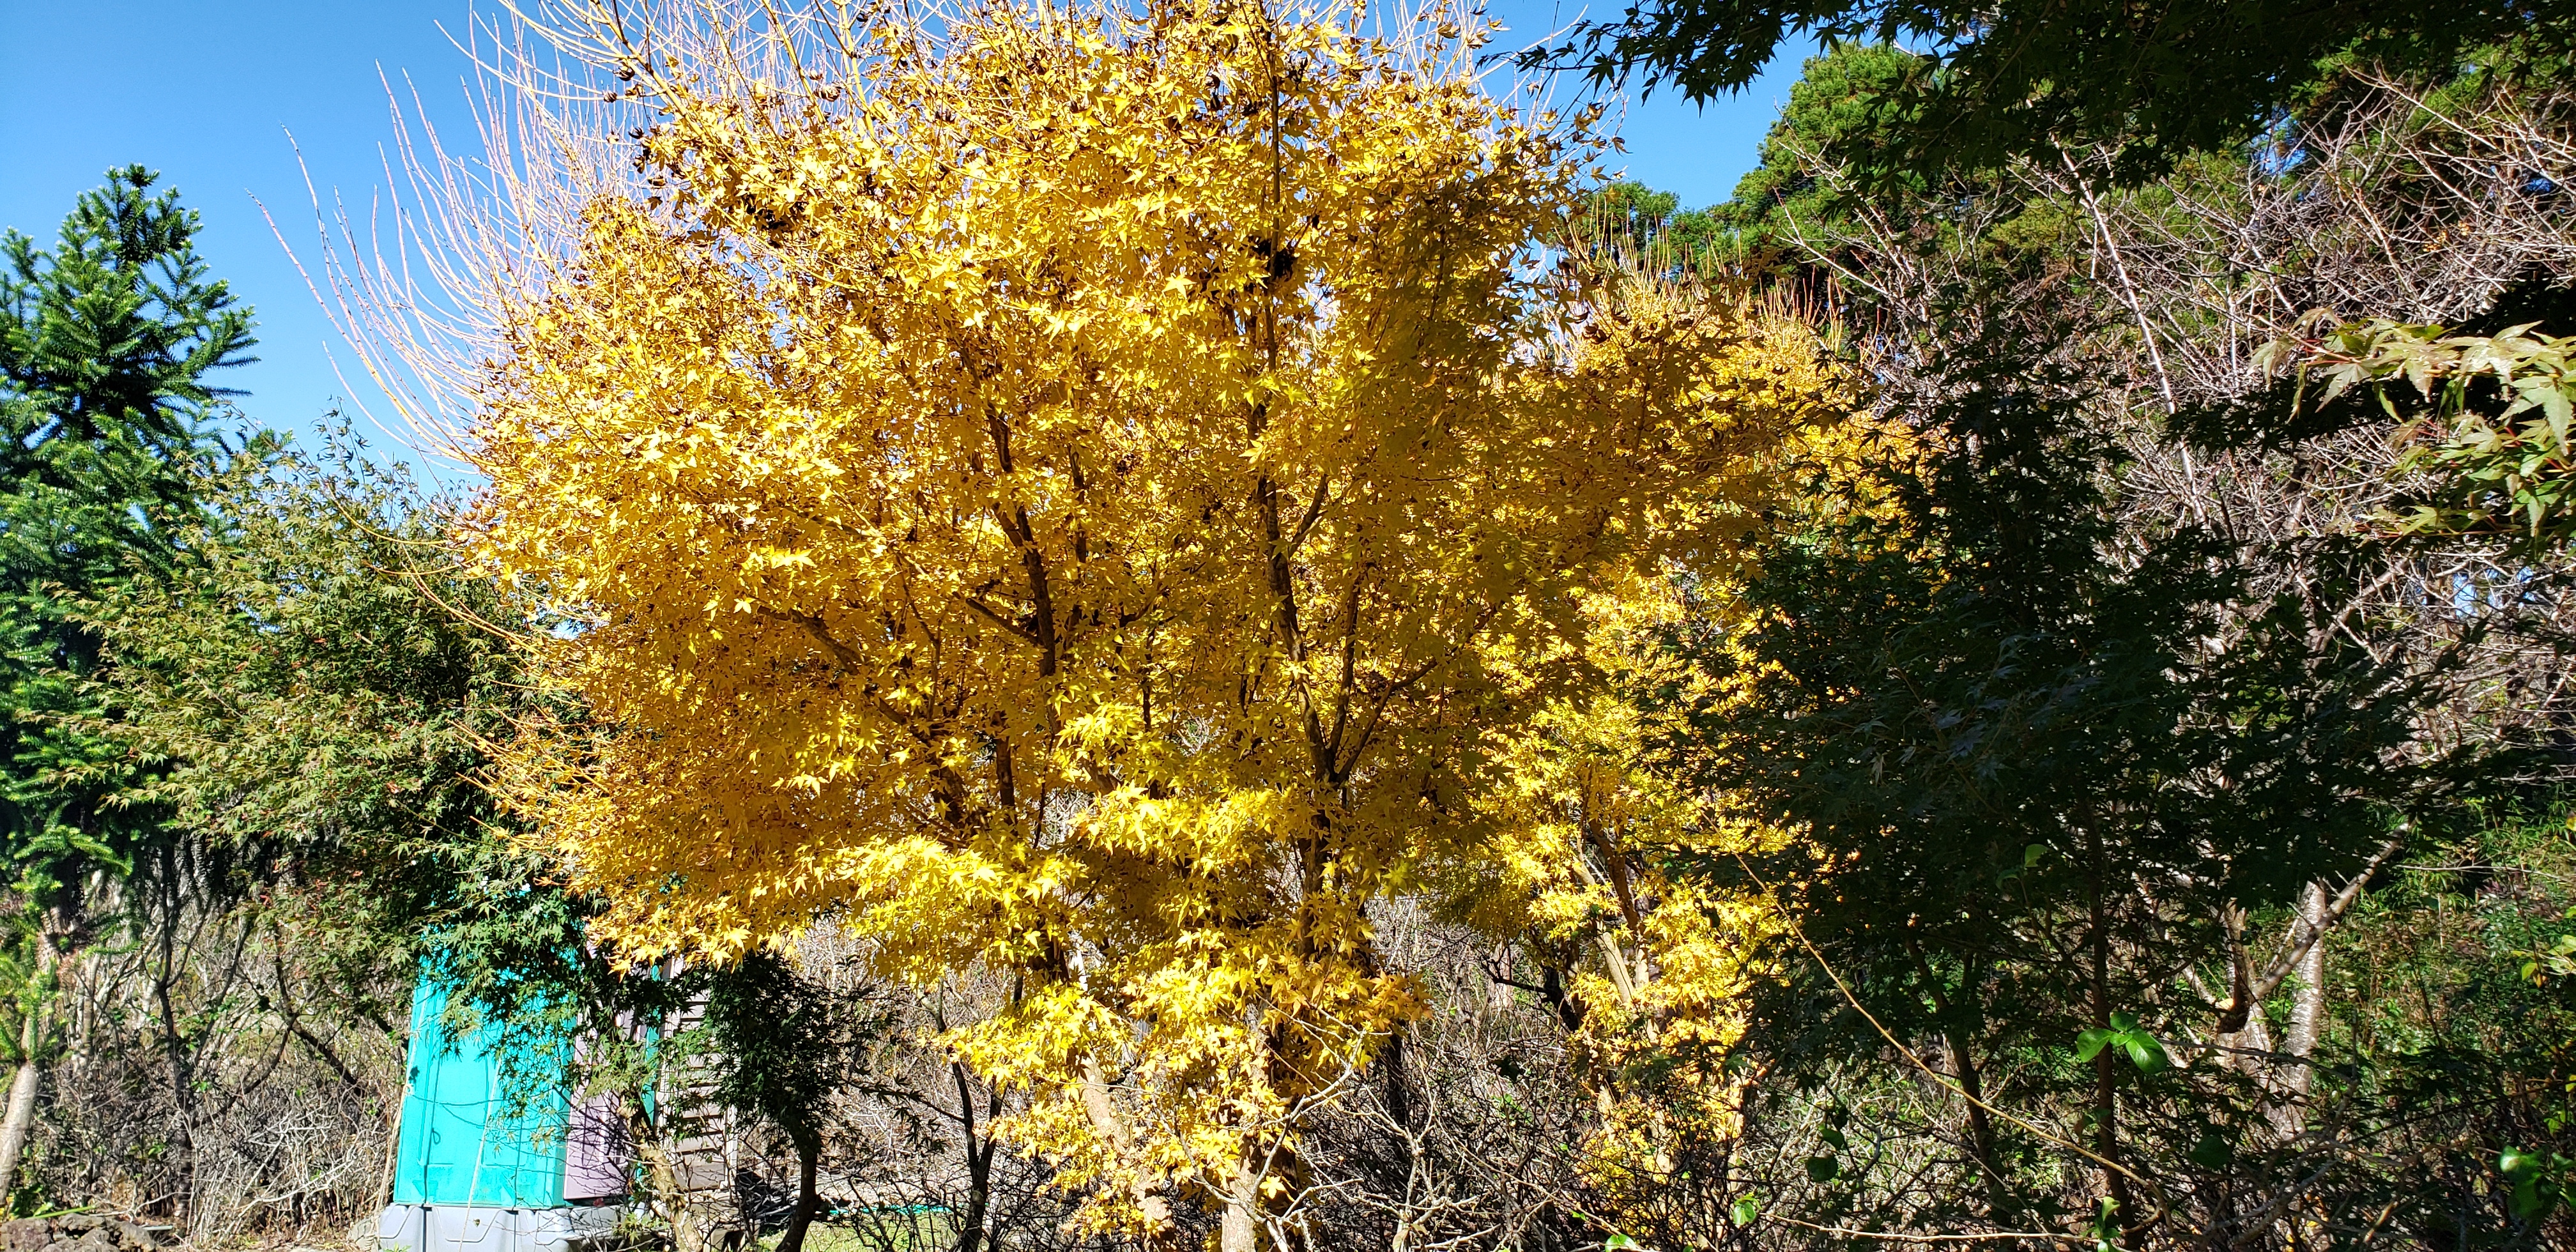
[456, 0, 1840, 1227]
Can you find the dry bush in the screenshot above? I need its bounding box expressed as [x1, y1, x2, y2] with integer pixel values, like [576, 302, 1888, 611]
[32, 869, 407, 1245]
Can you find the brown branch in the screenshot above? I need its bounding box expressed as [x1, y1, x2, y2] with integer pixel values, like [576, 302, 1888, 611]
[957, 593, 1041, 646]
[2246, 836, 2404, 1004]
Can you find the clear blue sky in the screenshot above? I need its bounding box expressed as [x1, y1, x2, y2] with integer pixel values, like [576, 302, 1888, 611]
[1, 1, 1806, 469]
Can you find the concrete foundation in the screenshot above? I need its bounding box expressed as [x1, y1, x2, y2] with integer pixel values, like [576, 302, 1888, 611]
[372, 1202, 625, 1252]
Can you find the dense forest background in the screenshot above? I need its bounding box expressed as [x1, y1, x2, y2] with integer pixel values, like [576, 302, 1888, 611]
[8, 1, 2576, 1249]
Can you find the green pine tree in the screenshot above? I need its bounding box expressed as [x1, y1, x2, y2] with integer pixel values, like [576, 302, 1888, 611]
[0, 165, 253, 1192]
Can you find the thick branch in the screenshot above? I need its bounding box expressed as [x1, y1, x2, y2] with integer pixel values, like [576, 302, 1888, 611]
[2245, 836, 2402, 1003]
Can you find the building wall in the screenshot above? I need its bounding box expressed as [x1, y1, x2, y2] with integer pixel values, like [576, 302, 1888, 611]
[388, 975, 571, 1208]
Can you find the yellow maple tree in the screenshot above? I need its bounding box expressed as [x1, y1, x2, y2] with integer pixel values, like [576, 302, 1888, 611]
[1454, 585, 1781, 1216]
[361, 0, 1844, 1239]
[1448, 406, 1878, 1243]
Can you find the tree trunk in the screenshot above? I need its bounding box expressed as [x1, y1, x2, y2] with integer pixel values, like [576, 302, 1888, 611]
[0, 937, 59, 1192]
[629, 1097, 710, 1252]
[2216, 998, 2273, 1076]
[951, 1062, 995, 1252]
[954, 1140, 995, 1252]
[775, 1138, 819, 1252]
[1220, 1152, 1266, 1252]
[1904, 937, 2004, 1216]
[1382, 1031, 1410, 1132]
[2272, 881, 2329, 1138]
[1943, 1026, 2008, 1216]
[2084, 830, 2135, 1236]
[2282, 882, 2328, 1081]
[0, 1051, 40, 1193]
[1078, 1056, 1172, 1242]
[152, 859, 199, 1223]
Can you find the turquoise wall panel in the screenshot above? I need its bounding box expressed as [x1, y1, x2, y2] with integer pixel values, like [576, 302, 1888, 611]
[390, 974, 571, 1207]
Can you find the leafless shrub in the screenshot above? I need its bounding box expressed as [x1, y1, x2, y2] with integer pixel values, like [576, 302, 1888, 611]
[33, 868, 406, 1246]
[1285, 901, 1598, 1251]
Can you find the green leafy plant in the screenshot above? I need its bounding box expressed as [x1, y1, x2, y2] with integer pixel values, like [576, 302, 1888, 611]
[2263, 316, 2576, 546]
[2074, 1013, 2171, 1074]
[2500, 1147, 2571, 1223]
[2521, 913, 2576, 986]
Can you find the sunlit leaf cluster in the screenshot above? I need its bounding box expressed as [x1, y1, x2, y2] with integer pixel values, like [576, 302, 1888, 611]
[2268, 315, 2576, 546]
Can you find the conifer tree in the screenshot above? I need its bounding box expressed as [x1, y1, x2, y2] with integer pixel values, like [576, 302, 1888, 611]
[0, 165, 253, 1189]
